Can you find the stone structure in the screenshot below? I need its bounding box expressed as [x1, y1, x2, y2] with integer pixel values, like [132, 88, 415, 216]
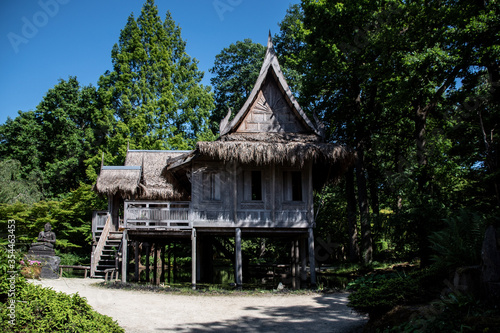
[27, 223, 60, 279]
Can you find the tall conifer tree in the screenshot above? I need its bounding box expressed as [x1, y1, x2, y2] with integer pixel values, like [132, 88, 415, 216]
[99, 0, 214, 155]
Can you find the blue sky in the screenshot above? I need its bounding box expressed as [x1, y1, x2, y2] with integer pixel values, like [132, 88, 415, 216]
[0, 0, 299, 125]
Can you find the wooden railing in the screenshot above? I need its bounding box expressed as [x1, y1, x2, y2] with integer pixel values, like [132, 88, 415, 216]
[91, 213, 111, 277]
[124, 201, 191, 230]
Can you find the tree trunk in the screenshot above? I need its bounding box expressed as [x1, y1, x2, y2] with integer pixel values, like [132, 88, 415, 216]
[356, 145, 373, 264]
[346, 167, 360, 262]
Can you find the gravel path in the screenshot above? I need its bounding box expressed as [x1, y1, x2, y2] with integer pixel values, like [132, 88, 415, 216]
[32, 278, 367, 333]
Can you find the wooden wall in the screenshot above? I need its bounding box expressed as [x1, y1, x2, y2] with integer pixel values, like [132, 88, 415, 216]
[190, 159, 313, 228]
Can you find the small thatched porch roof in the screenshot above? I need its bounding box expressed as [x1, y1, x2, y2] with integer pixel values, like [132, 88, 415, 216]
[94, 150, 192, 200]
[94, 166, 142, 198]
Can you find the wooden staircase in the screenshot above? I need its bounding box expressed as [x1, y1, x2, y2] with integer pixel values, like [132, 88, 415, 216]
[91, 213, 123, 278]
[93, 231, 122, 278]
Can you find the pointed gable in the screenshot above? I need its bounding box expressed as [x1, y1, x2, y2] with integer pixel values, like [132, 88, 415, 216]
[220, 33, 319, 137]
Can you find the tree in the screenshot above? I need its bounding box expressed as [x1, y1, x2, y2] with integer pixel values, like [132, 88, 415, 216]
[0, 160, 42, 205]
[289, 0, 500, 265]
[0, 77, 110, 198]
[99, 0, 215, 156]
[209, 39, 265, 133]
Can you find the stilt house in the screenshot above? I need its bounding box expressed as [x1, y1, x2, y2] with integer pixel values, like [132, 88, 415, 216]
[92, 34, 354, 288]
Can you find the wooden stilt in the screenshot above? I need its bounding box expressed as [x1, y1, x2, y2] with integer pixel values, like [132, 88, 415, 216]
[235, 228, 242, 288]
[134, 241, 139, 282]
[191, 228, 197, 290]
[153, 243, 158, 285]
[145, 242, 150, 284]
[121, 230, 128, 283]
[167, 243, 171, 284]
[173, 242, 177, 283]
[291, 240, 297, 289]
[308, 228, 316, 287]
[160, 243, 165, 283]
[294, 239, 300, 289]
[300, 238, 307, 285]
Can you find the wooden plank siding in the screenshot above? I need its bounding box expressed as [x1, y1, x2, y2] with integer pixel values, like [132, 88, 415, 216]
[122, 160, 314, 231]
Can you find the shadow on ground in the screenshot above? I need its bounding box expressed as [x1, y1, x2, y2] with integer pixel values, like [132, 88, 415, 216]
[157, 293, 367, 332]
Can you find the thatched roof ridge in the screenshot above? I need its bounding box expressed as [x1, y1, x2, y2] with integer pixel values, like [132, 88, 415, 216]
[94, 166, 141, 199]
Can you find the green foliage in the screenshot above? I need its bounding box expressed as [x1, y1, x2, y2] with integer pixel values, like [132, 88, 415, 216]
[209, 39, 265, 132]
[0, 77, 112, 198]
[429, 209, 489, 270]
[99, 0, 215, 155]
[0, 159, 42, 205]
[386, 293, 500, 333]
[0, 184, 106, 253]
[0, 283, 123, 332]
[0, 247, 26, 295]
[0, 248, 122, 332]
[347, 269, 440, 319]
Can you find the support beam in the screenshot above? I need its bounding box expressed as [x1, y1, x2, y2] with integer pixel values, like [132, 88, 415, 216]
[145, 242, 150, 283]
[167, 243, 171, 283]
[121, 230, 128, 283]
[308, 227, 316, 287]
[291, 240, 296, 290]
[153, 243, 158, 285]
[134, 241, 139, 282]
[191, 228, 197, 290]
[160, 244, 165, 283]
[300, 238, 307, 285]
[294, 239, 300, 289]
[235, 228, 242, 288]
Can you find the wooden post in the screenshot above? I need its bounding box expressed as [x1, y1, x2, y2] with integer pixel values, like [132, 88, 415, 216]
[233, 162, 238, 224]
[191, 228, 197, 290]
[291, 240, 296, 290]
[134, 241, 139, 282]
[121, 230, 128, 283]
[167, 243, 171, 283]
[308, 227, 316, 287]
[235, 228, 242, 288]
[295, 239, 300, 289]
[160, 243, 165, 283]
[153, 243, 158, 285]
[145, 242, 150, 283]
[173, 242, 177, 283]
[300, 238, 307, 285]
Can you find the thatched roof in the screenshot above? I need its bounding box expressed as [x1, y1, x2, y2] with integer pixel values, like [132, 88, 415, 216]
[94, 166, 142, 198]
[196, 138, 354, 169]
[126, 150, 191, 200]
[95, 150, 192, 200]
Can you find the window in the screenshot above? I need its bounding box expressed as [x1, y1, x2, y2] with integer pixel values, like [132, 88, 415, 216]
[202, 171, 220, 201]
[283, 171, 302, 201]
[251, 170, 262, 201]
[243, 170, 263, 201]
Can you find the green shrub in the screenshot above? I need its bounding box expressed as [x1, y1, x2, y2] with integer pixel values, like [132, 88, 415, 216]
[429, 209, 487, 270]
[347, 269, 439, 319]
[0, 246, 123, 332]
[0, 283, 124, 332]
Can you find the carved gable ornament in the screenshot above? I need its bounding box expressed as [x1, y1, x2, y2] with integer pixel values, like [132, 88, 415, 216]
[220, 32, 323, 138]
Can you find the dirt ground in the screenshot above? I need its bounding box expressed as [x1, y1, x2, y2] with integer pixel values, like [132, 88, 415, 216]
[32, 278, 367, 333]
